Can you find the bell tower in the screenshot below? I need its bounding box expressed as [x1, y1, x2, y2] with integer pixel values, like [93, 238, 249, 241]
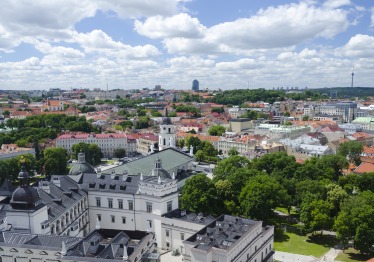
[159, 108, 176, 151]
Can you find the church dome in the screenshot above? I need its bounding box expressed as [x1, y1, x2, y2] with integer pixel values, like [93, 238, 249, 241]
[162, 117, 172, 125]
[68, 152, 96, 176]
[10, 165, 42, 209]
[10, 187, 41, 209]
[161, 107, 172, 125]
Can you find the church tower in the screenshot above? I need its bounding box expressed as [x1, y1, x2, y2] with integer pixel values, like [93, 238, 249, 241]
[159, 108, 175, 151]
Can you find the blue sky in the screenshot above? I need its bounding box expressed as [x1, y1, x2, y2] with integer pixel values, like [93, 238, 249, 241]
[0, 0, 373, 90]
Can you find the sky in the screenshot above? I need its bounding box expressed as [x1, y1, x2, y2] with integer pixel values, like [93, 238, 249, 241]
[0, 0, 373, 91]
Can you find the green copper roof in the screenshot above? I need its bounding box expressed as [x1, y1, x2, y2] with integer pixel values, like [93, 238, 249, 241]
[352, 117, 374, 124]
[108, 148, 193, 176]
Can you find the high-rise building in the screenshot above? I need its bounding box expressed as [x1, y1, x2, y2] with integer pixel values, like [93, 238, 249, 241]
[192, 79, 199, 92]
[154, 84, 161, 91]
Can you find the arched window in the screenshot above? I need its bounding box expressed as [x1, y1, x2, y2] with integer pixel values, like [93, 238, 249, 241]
[163, 138, 166, 145]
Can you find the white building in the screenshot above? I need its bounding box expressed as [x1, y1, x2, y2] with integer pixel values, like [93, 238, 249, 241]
[56, 132, 137, 157]
[0, 148, 274, 262]
[352, 117, 374, 131]
[158, 110, 176, 151]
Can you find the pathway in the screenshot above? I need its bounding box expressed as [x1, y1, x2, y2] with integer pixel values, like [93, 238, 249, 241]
[318, 243, 343, 262]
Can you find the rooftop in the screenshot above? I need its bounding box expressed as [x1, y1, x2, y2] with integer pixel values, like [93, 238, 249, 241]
[184, 215, 264, 251]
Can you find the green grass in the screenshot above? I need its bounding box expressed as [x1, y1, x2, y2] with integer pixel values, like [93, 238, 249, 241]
[275, 206, 298, 216]
[274, 231, 339, 257]
[336, 248, 371, 262]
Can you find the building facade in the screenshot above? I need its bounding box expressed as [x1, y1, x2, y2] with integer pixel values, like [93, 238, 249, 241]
[56, 133, 137, 157]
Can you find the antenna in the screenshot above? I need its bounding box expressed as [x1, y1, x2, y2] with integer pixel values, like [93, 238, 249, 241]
[351, 64, 354, 89]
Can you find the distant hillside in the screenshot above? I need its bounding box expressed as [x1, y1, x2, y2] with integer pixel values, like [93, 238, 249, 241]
[310, 87, 374, 98]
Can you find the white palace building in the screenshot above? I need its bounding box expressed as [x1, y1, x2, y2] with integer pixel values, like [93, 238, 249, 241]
[0, 115, 274, 262]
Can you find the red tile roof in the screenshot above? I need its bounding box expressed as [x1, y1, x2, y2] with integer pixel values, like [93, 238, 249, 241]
[353, 162, 374, 174]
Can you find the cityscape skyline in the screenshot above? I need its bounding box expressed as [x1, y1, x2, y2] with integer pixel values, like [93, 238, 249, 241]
[0, 0, 373, 90]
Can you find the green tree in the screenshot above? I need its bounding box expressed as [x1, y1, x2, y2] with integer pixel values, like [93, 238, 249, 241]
[338, 141, 364, 166]
[185, 136, 201, 154]
[215, 179, 239, 214]
[334, 191, 374, 253]
[228, 147, 239, 156]
[208, 125, 226, 136]
[176, 139, 185, 149]
[135, 116, 150, 129]
[151, 110, 162, 117]
[316, 155, 349, 181]
[72, 143, 102, 165]
[137, 109, 147, 116]
[211, 107, 224, 114]
[325, 183, 348, 216]
[242, 110, 258, 120]
[194, 150, 204, 162]
[119, 120, 133, 129]
[113, 148, 126, 158]
[300, 199, 334, 232]
[302, 115, 309, 121]
[213, 155, 251, 182]
[180, 174, 218, 214]
[239, 175, 290, 220]
[43, 147, 68, 176]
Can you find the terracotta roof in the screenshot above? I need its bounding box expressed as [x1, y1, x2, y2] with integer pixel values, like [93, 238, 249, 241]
[352, 132, 373, 139]
[363, 146, 374, 154]
[177, 132, 220, 142]
[57, 133, 128, 140]
[10, 111, 33, 117]
[320, 125, 344, 132]
[47, 100, 61, 106]
[353, 162, 374, 174]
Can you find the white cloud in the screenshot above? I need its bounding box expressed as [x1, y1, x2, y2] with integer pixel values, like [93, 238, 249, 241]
[216, 59, 260, 71]
[337, 34, 374, 58]
[163, 2, 349, 55]
[323, 0, 351, 9]
[97, 0, 180, 19]
[371, 7, 374, 27]
[134, 13, 206, 39]
[72, 30, 161, 58]
[0, 0, 183, 52]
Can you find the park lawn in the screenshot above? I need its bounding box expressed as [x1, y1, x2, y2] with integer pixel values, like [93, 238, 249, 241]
[275, 206, 298, 216]
[335, 248, 371, 262]
[274, 231, 338, 258]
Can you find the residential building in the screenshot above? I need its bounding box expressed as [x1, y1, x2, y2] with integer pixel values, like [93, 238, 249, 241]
[137, 133, 159, 155]
[352, 117, 374, 131]
[56, 132, 137, 157]
[228, 118, 253, 132]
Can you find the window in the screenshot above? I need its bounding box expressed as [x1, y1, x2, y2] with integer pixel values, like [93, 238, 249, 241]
[96, 198, 101, 207]
[111, 215, 115, 223]
[147, 220, 152, 228]
[118, 200, 123, 209]
[180, 233, 184, 240]
[128, 200, 133, 210]
[146, 202, 152, 213]
[166, 229, 170, 237]
[122, 217, 126, 224]
[167, 201, 172, 212]
[97, 214, 101, 221]
[166, 242, 170, 249]
[108, 198, 113, 208]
